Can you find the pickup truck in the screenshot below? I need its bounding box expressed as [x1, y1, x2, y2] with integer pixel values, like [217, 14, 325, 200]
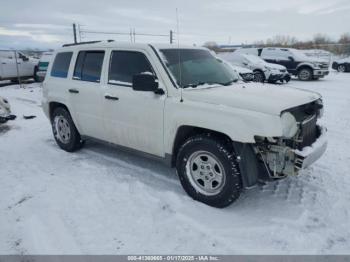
[42, 42, 327, 208]
[0, 50, 39, 82]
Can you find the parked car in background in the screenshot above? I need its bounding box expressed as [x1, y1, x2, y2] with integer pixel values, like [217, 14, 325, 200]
[36, 52, 53, 82]
[240, 47, 329, 81]
[42, 41, 327, 208]
[332, 57, 350, 72]
[0, 96, 15, 124]
[221, 60, 255, 82]
[217, 52, 289, 83]
[0, 51, 39, 82]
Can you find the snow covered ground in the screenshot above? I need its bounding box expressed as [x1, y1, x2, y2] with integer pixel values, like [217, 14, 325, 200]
[0, 72, 350, 255]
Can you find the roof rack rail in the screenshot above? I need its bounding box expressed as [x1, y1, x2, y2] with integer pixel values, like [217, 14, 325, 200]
[62, 41, 102, 47]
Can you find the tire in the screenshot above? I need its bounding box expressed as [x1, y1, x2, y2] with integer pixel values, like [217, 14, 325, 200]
[298, 67, 313, 81]
[254, 71, 265, 83]
[33, 67, 40, 82]
[176, 134, 242, 208]
[338, 64, 346, 73]
[51, 107, 83, 152]
[284, 74, 291, 83]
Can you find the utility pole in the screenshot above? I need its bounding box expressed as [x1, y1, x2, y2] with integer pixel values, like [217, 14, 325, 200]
[73, 23, 77, 43]
[13, 51, 22, 88]
[170, 30, 173, 44]
[78, 24, 82, 42]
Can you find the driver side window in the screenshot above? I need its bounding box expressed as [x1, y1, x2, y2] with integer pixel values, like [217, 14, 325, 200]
[108, 51, 155, 87]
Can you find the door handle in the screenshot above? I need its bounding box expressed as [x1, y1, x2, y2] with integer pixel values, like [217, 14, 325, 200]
[105, 95, 119, 101]
[1, 62, 6, 64]
[68, 89, 79, 94]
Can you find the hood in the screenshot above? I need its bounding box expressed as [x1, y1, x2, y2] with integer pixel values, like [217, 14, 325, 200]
[229, 64, 253, 74]
[183, 83, 321, 115]
[265, 62, 286, 70]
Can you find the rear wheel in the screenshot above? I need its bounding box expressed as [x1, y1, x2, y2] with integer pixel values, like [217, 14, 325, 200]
[33, 67, 40, 82]
[298, 67, 313, 81]
[176, 134, 242, 208]
[338, 64, 346, 73]
[51, 107, 83, 152]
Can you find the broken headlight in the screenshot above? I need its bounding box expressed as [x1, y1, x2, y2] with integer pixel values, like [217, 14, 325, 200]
[281, 112, 298, 138]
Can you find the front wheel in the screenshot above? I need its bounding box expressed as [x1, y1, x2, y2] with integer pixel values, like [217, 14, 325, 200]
[254, 71, 265, 83]
[298, 68, 313, 81]
[338, 64, 346, 73]
[176, 134, 242, 208]
[51, 107, 83, 152]
[33, 67, 40, 82]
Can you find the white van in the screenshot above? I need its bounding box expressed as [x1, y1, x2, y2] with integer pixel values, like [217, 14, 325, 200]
[0, 50, 39, 82]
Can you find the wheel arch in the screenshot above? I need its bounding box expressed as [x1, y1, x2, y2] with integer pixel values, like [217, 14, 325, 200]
[171, 125, 261, 188]
[296, 63, 313, 72]
[170, 125, 232, 167]
[49, 101, 70, 121]
[253, 69, 266, 81]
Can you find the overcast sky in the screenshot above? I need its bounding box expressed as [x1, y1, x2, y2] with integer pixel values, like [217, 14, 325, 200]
[1, 0, 350, 50]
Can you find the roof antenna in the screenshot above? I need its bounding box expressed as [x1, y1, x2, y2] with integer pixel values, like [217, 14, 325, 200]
[176, 8, 183, 103]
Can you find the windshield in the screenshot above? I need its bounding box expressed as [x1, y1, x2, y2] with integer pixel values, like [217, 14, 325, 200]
[159, 48, 237, 88]
[244, 54, 265, 64]
[289, 49, 312, 60]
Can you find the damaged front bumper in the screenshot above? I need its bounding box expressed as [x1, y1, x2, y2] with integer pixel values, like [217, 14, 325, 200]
[294, 126, 327, 170]
[256, 125, 327, 178]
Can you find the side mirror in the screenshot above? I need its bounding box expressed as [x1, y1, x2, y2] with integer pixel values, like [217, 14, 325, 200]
[132, 74, 162, 94]
[288, 56, 294, 61]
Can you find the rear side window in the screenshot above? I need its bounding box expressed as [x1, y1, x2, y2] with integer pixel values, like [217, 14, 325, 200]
[108, 51, 154, 86]
[73, 51, 105, 82]
[51, 52, 73, 78]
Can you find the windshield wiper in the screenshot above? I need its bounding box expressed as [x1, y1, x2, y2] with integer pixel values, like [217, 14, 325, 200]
[182, 82, 206, 89]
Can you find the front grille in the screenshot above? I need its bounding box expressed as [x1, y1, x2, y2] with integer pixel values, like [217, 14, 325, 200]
[298, 114, 317, 150]
[320, 63, 329, 69]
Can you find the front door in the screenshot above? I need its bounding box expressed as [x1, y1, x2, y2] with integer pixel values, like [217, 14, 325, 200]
[103, 49, 165, 157]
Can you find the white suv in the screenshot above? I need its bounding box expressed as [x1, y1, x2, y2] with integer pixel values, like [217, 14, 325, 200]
[42, 41, 327, 208]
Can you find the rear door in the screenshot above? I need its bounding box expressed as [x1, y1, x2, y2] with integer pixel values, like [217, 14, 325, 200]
[67, 50, 108, 140]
